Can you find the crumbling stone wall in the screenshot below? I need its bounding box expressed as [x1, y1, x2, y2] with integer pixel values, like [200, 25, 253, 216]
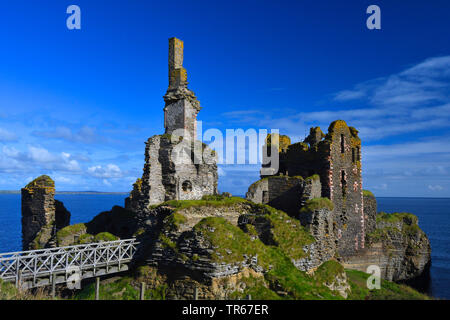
[163, 37, 201, 141]
[363, 192, 377, 235]
[126, 135, 218, 212]
[295, 208, 336, 270]
[246, 175, 321, 217]
[251, 120, 364, 258]
[126, 38, 218, 210]
[326, 121, 364, 257]
[21, 175, 70, 250]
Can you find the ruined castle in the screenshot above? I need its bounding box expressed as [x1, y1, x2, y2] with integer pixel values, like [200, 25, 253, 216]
[125, 37, 218, 212]
[247, 122, 365, 259]
[19, 38, 431, 299]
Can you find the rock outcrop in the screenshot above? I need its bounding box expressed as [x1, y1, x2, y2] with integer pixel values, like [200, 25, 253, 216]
[342, 210, 431, 284]
[21, 175, 70, 250]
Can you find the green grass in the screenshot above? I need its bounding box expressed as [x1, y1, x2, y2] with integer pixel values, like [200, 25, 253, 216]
[73, 270, 169, 300]
[0, 279, 20, 300]
[369, 212, 421, 242]
[73, 277, 146, 300]
[345, 269, 429, 300]
[192, 216, 340, 300]
[315, 260, 345, 284]
[158, 196, 248, 212]
[94, 232, 119, 242]
[56, 223, 87, 244]
[261, 209, 314, 260]
[376, 212, 418, 225]
[299, 197, 334, 213]
[163, 212, 187, 231]
[159, 234, 177, 250]
[362, 190, 375, 197]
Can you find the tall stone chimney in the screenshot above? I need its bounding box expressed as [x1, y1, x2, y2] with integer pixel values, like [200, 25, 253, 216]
[163, 37, 200, 141]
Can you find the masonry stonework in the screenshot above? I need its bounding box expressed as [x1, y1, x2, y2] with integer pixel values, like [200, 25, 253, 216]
[21, 175, 70, 250]
[248, 120, 364, 258]
[126, 38, 218, 212]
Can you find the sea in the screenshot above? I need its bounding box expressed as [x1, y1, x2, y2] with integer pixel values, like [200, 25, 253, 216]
[0, 194, 448, 299]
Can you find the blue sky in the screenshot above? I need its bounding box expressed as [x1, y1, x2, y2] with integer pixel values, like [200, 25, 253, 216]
[0, 0, 449, 197]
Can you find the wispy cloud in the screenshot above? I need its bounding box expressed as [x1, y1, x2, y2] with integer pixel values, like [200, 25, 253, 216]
[0, 128, 18, 142]
[32, 126, 102, 144]
[214, 56, 450, 196]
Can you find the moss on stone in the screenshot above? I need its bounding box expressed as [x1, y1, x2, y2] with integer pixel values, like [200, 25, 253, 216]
[163, 212, 187, 231]
[133, 228, 146, 237]
[327, 120, 349, 135]
[192, 216, 340, 299]
[159, 234, 177, 250]
[24, 175, 55, 190]
[159, 196, 248, 212]
[363, 189, 375, 198]
[56, 223, 87, 244]
[349, 126, 359, 137]
[376, 212, 418, 225]
[265, 133, 291, 152]
[299, 197, 334, 213]
[78, 233, 94, 244]
[260, 208, 315, 260]
[305, 174, 320, 181]
[314, 260, 345, 284]
[94, 232, 119, 242]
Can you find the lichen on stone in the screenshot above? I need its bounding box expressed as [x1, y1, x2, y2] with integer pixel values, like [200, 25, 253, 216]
[24, 175, 55, 190]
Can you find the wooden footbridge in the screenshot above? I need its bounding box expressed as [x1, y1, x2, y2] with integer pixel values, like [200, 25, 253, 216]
[0, 239, 139, 290]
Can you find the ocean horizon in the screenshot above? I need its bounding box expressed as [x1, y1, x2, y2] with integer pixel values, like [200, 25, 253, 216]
[0, 194, 448, 299]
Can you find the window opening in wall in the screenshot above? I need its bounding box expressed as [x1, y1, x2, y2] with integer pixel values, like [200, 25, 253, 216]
[341, 170, 347, 197]
[182, 180, 192, 192]
[262, 190, 269, 203]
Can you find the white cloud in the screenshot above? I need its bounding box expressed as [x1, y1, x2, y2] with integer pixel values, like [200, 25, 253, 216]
[88, 164, 122, 179]
[0, 145, 81, 173]
[0, 128, 18, 142]
[32, 126, 100, 144]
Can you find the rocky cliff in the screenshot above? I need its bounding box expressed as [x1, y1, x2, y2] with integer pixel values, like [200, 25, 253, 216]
[342, 194, 431, 287]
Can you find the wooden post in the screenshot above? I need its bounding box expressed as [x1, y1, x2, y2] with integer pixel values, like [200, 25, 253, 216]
[194, 286, 199, 300]
[95, 277, 100, 300]
[51, 274, 56, 299]
[140, 282, 146, 300]
[16, 270, 22, 290]
[247, 294, 252, 300]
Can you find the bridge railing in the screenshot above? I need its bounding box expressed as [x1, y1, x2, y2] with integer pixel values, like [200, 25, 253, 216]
[0, 239, 139, 285]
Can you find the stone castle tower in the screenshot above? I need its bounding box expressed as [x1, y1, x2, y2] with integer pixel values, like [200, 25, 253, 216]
[163, 37, 201, 141]
[247, 120, 364, 258]
[125, 38, 218, 212]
